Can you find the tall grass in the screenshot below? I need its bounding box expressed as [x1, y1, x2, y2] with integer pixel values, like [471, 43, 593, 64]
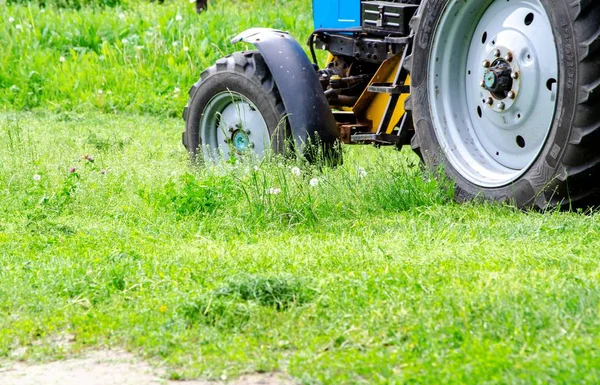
[0, 0, 314, 116]
[0, 111, 452, 233]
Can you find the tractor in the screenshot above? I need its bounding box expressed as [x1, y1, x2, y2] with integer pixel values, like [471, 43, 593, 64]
[182, 0, 600, 209]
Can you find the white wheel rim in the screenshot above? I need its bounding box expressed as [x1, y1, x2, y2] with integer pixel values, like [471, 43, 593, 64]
[429, 0, 559, 187]
[199, 91, 271, 161]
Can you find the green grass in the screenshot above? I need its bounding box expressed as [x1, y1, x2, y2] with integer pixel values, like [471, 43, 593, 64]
[0, 0, 314, 116]
[2, 1, 600, 384]
[1, 111, 600, 384]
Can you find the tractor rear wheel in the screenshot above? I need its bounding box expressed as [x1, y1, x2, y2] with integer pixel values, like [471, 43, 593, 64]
[183, 51, 288, 163]
[409, 0, 600, 209]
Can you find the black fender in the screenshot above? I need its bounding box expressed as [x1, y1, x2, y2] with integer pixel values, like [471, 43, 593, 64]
[232, 28, 340, 150]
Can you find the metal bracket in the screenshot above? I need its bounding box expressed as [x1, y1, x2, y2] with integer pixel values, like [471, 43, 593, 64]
[350, 133, 403, 146]
[368, 82, 410, 94]
[374, 40, 412, 136]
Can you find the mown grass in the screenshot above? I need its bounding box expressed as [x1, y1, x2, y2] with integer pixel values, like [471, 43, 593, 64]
[2, 1, 600, 384]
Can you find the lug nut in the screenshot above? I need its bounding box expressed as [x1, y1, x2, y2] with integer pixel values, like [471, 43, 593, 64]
[511, 71, 519, 80]
[248, 143, 255, 149]
[482, 60, 491, 68]
[505, 52, 513, 62]
[508, 91, 516, 99]
[487, 97, 494, 106]
[497, 102, 506, 111]
[228, 126, 234, 133]
[493, 49, 501, 58]
[480, 80, 486, 88]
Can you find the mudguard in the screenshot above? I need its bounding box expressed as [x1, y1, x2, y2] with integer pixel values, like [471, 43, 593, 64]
[232, 28, 340, 149]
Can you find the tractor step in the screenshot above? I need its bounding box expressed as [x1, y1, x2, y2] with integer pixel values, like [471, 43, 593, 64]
[367, 82, 409, 95]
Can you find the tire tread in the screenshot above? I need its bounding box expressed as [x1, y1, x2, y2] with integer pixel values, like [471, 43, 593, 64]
[560, 0, 600, 207]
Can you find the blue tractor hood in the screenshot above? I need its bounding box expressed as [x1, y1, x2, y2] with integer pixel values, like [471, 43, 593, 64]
[313, 0, 361, 29]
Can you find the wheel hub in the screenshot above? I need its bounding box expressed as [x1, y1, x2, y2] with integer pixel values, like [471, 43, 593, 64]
[231, 128, 251, 153]
[483, 59, 513, 99]
[480, 46, 521, 113]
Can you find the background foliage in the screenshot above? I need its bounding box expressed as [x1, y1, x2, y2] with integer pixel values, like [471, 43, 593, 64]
[0, 0, 313, 116]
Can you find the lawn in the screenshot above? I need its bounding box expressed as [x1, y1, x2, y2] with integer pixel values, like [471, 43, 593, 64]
[1, 1, 600, 384]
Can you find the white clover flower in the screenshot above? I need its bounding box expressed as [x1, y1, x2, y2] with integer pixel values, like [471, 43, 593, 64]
[309, 178, 319, 187]
[357, 167, 367, 179]
[121, 38, 128, 44]
[253, 165, 259, 172]
[8, 17, 14, 23]
[183, 46, 189, 52]
[15, 24, 22, 30]
[172, 41, 179, 47]
[32, 174, 41, 181]
[174, 87, 181, 94]
[98, 89, 103, 95]
[135, 45, 144, 51]
[175, 14, 183, 22]
[59, 56, 66, 63]
[290, 166, 301, 176]
[118, 12, 126, 20]
[267, 187, 281, 195]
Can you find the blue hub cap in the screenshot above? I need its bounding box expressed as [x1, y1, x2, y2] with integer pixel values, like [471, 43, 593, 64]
[484, 71, 496, 88]
[232, 130, 250, 152]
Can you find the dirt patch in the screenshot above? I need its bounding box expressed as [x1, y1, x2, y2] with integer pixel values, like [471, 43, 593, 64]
[0, 350, 294, 385]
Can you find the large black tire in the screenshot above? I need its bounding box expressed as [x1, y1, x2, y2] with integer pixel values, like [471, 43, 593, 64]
[409, 0, 600, 209]
[183, 51, 288, 161]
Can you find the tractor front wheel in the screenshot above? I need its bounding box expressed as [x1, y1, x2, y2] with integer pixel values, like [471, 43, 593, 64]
[410, 0, 600, 209]
[183, 51, 287, 163]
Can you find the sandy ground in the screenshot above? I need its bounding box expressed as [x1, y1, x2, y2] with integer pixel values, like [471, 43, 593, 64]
[0, 350, 294, 385]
